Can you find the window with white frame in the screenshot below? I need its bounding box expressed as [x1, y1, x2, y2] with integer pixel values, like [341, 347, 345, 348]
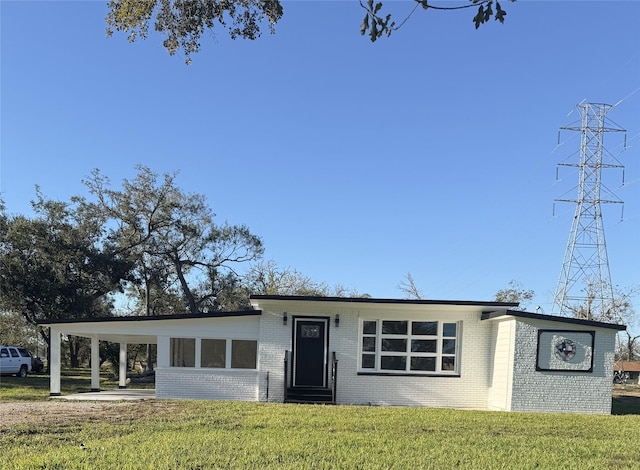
[230, 340, 257, 369]
[170, 337, 257, 370]
[360, 320, 459, 374]
[170, 338, 196, 367]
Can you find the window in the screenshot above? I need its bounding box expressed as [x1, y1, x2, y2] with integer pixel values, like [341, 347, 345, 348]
[170, 338, 258, 370]
[360, 320, 459, 374]
[170, 338, 195, 367]
[231, 340, 257, 369]
[201, 339, 226, 368]
[18, 348, 31, 358]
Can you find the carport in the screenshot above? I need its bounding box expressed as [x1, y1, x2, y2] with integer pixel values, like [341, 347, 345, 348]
[38, 316, 163, 396]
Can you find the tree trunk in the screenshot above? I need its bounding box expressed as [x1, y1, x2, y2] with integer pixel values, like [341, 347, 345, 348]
[173, 255, 198, 314]
[41, 328, 52, 374]
[146, 344, 154, 371]
[69, 337, 81, 368]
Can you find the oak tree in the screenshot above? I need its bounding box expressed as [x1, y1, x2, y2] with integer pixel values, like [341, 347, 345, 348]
[106, 0, 515, 63]
[84, 165, 264, 316]
[0, 192, 134, 366]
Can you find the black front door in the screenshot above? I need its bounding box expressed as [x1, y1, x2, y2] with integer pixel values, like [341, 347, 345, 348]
[293, 318, 328, 387]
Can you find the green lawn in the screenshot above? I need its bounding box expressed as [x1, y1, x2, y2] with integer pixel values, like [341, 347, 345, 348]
[0, 368, 126, 401]
[2, 372, 640, 469]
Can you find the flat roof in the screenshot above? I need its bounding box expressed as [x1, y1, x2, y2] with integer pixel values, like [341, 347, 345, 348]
[481, 309, 626, 331]
[250, 295, 519, 308]
[37, 310, 261, 326]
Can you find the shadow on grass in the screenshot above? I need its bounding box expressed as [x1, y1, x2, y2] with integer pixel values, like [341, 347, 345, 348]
[612, 395, 640, 415]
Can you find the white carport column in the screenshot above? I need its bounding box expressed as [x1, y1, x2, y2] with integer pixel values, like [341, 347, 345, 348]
[119, 342, 127, 389]
[90, 335, 100, 392]
[49, 328, 61, 396]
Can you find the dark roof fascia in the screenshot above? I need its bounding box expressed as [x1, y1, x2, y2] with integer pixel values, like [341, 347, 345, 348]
[480, 309, 626, 331]
[250, 295, 519, 308]
[37, 310, 261, 326]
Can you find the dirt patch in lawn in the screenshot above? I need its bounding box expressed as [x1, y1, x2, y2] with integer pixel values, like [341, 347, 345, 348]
[613, 384, 640, 398]
[0, 400, 180, 429]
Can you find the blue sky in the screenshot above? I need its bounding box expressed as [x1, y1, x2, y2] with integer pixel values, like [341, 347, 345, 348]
[1, 1, 639, 316]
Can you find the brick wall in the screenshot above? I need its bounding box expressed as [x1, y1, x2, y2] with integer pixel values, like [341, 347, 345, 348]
[333, 311, 494, 409]
[509, 319, 616, 414]
[156, 368, 260, 400]
[255, 300, 501, 410]
[487, 319, 515, 411]
[257, 308, 292, 402]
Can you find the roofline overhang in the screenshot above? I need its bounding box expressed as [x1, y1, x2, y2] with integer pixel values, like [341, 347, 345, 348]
[37, 309, 261, 326]
[481, 309, 627, 331]
[250, 294, 519, 308]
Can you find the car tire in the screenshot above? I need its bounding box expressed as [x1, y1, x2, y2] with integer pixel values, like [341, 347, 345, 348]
[18, 365, 28, 378]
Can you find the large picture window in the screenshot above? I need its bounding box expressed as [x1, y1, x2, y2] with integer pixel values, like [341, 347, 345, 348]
[360, 320, 459, 375]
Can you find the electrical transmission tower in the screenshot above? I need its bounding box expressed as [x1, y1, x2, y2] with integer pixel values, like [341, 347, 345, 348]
[552, 102, 626, 322]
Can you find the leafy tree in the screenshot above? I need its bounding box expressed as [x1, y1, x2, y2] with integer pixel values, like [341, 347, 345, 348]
[106, 0, 515, 63]
[562, 283, 637, 324]
[493, 279, 533, 310]
[0, 310, 41, 351]
[247, 260, 322, 296]
[0, 192, 134, 366]
[84, 165, 264, 316]
[397, 272, 423, 300]
[245, 259, 363, 297]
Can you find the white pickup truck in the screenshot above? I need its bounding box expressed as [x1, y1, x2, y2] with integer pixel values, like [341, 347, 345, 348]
[0, 345, 33, 378]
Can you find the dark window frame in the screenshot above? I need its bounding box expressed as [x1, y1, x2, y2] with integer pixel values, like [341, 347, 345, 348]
[359, 319, 460, 376]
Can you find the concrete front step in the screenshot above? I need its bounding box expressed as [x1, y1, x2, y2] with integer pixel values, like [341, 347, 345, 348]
[286, 387, 333, 404]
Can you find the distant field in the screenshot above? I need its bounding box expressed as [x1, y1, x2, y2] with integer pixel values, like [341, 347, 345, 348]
[2, 372, 640, 469]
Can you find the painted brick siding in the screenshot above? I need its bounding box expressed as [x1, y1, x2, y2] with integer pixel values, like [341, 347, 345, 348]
[156, 368, 260, 400]
[334, 312, 494, 409]
[509, 319, 616, 414]
[487, 319, 515, 411]
[257, 308, 293, 402]
[257, 302, 348, 402]
[255, 300, 501, 409]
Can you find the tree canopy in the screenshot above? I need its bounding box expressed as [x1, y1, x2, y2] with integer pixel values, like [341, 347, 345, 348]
[84, 165, 264, 315]
[245, 259, 364, 297]
[493, 279, 533, 310]
[106, 0, 516, 63]
[0, 191, 134, 359]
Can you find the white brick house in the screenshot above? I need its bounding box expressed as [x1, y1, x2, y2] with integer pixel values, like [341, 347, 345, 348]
[40, 295, 625, 414]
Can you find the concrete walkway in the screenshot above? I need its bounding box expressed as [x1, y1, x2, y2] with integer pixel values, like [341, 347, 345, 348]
[53, 389, 156, 401]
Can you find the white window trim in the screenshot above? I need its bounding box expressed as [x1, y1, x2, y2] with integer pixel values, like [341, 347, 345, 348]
[358, 319, 461, 376]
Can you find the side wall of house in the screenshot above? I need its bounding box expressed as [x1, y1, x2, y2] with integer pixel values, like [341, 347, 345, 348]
[509, 319, 616, 414]
[155, 316, 263, 401]
[487, 319, 515, 411]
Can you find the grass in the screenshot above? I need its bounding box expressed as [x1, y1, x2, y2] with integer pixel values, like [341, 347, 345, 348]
[2, 373, 640, 469]
[0, 368, 129, 401]
[3, 401, 640, 469]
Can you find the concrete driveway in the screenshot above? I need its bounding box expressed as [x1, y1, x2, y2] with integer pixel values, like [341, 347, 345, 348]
[53, 389, 155, 401]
